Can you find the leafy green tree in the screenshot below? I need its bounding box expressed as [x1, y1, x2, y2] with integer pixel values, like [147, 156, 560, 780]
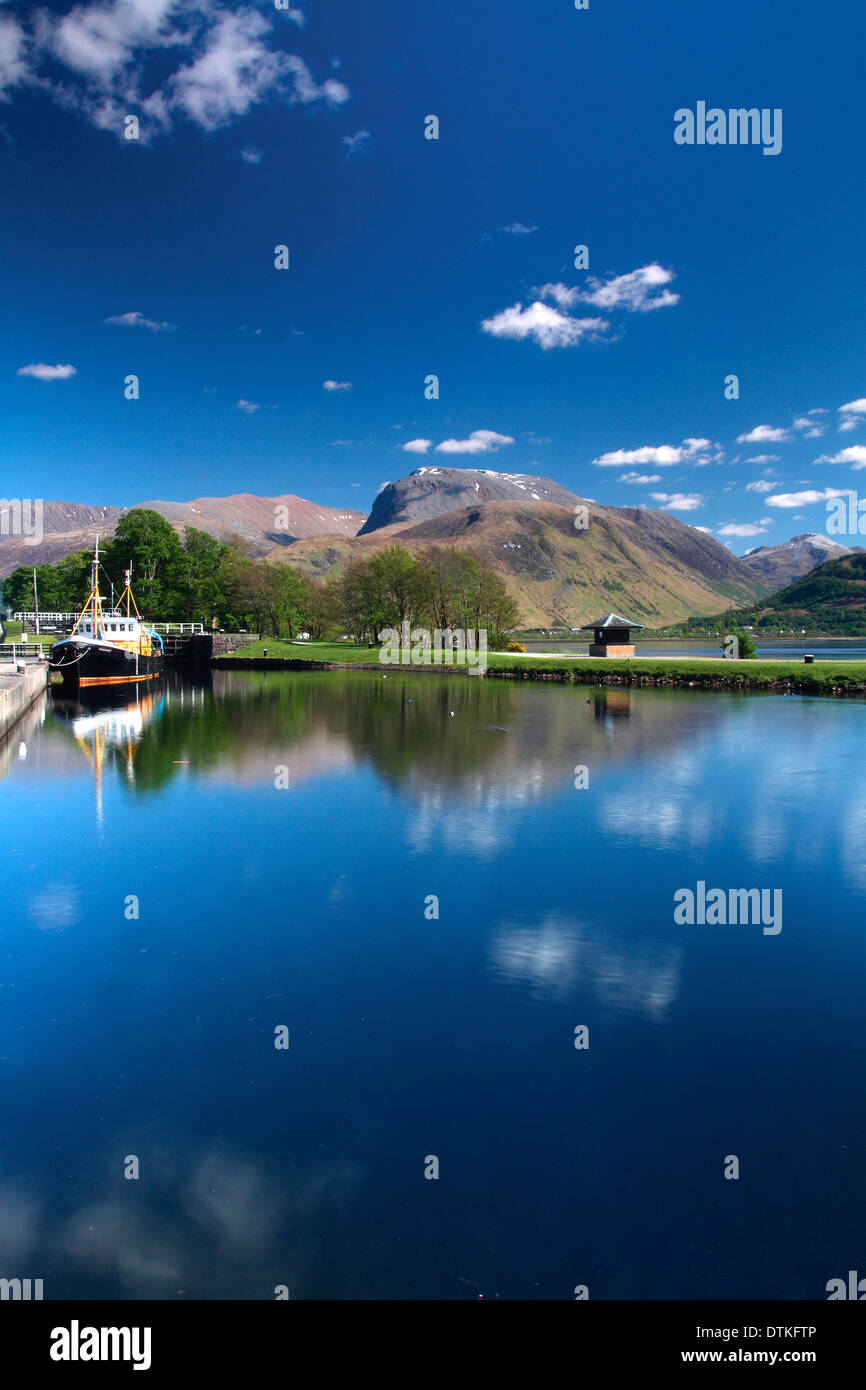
[103, 509, 186, 617]
[180, 526, 227, 622]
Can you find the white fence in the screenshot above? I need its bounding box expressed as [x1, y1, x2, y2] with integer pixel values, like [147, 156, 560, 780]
[9, 614, 205, 635]
[11, 611, 77, 623]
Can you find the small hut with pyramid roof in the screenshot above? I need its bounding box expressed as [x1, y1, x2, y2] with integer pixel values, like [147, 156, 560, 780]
[581, 612, 643, 658]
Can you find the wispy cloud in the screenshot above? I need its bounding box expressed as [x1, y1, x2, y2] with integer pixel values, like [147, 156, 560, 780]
[717, 521, 768, 536]
[236, 398, 260, 413]
[838, 398, 866, 433]
[766, 488, 851, 508]
[483, 222, 538, 241]
[650, 492, 703, 511]
[104, 310, 175, 331]
[0, 9, 26, 96]
[435, 430, 514, 455]
[742, 454, 780, 464]
[745, 480, 774, 493]
[239, 145, 263, 165]
[619, 472, 662, 484]
[6, 3, 349, 140]
[342, 128, 371, 159]
[16, 362, 77, 380]
[323, 379, 352, 392]
[736, 424, 790, 443]
[539, 264, 680, 314]
[793, 415, 825, 438]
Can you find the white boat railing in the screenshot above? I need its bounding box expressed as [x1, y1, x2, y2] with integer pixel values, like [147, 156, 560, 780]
[8, 616, 206, 635]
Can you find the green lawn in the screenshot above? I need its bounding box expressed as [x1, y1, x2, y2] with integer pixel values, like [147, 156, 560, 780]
[217, 640, 866, 690]
[2, 620, 54, 648]
[221, 639, 387, 663]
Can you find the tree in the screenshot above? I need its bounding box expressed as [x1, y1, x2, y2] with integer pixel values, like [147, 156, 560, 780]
[180, 526, 227, 622]
[103, 510, 186, 617]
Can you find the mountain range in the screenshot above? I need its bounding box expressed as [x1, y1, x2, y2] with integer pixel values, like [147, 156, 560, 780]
[739, 532, 860, 587]
[0, 495, 366, 573]
[0, 467, 849, 628]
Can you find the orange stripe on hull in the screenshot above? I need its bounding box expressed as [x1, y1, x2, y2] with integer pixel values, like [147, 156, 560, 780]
[78, 672, 162, 687]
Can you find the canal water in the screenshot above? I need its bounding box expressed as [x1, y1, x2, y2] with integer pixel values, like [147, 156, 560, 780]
[1, 671, 864, 1300]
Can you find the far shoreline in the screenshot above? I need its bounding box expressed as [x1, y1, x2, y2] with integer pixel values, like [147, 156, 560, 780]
[211, 643, 866, 699]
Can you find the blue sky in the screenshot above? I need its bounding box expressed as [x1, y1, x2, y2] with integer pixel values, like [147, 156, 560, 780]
[1, 0, 864, 551]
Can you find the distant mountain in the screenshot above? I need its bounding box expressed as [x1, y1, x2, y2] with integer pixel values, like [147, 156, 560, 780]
[740, 532, 856, 588]
[0, 493, 367, 577]
[2, 467, 774, 627]
[358, 467, 580, 535]
[277, 496, 770, 629]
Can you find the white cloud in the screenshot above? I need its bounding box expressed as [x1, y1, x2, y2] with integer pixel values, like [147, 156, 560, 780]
[746, 480, 774, 493]
[736, 425, 790, 443]
[534, 282, 579, 309]
[323, 379, 352, 392]
[104, 309, 174, 331]
[402, 439, 433, 454]
[793, 415, 825, 438]
[0, 12, 26, 96]
[693, 526, 713, 534]
[16, 362, 77, 380]
[815, 446, 866, 469]
[277, 6, 306, 26]
[483, 264, 678, 351]
[342, 128, 371, 158]
[619, 472, 662, 484]
[16, 2, 348, 138]
[481, 300, 608, 350]
[565, 263, 680, 313]
[766, 488, 851, 508]
[650, 492, 703, 511]
[593, 437, 718, 468]
[239, 144, 262, 164]
[236, 398, 260, 413]
[743, 454, 780, 464]
[838, 398, 866, 433]
[717, 522, 768, 537]
[435, 430, 514, 455]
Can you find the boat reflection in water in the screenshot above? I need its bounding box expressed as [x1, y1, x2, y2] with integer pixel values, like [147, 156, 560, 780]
[51, 684, 164, 821]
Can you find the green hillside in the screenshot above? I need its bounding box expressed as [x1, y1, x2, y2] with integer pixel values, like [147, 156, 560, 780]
[681, 552, 866, 635]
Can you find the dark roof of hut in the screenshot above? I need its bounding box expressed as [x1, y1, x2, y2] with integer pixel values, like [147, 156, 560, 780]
[580, 613, 644, 631]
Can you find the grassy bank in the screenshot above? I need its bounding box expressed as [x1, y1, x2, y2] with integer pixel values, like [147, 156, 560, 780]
[1, 620, 54, 648]
[215, 640, 866, 695]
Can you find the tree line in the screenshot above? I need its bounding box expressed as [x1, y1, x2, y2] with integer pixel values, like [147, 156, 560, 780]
[2, 508, 520, 644]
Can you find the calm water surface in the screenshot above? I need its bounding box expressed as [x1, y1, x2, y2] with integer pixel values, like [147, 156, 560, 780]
[2, 671, 865, 1300]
